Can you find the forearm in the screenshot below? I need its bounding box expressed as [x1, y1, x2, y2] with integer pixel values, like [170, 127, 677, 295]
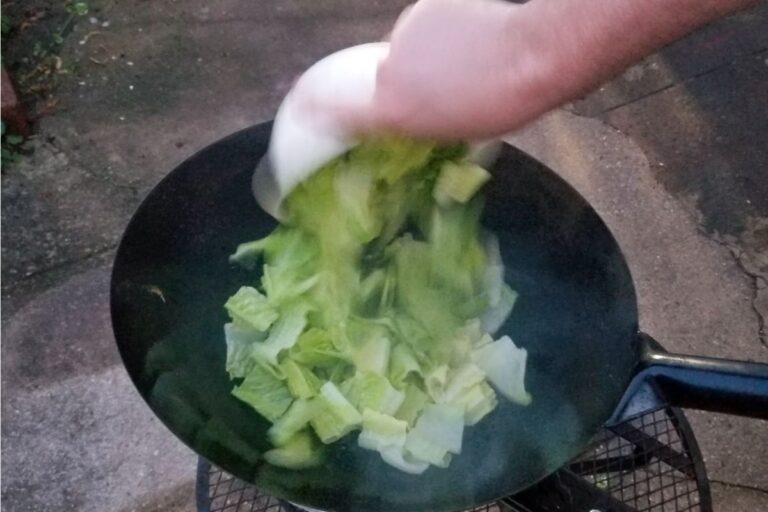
[366, 0, 757, 139]
[492, 0, 757, 133]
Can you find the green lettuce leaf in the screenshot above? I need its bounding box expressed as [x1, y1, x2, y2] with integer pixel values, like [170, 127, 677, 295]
[451, 381, 497, 426]
[264, 430, 323, 469]
[433, 161, 490, 206]
[281, 359, 322, 399]
[268, 398, 316, 446]
[224, 286, 278, 332]
[404, 404, 464, 467]
[223, 322, 262, 379]
[341, 372, 404, 416]
[351, 329, 391, 375]
[472, 335, 531, 405]
[290, 328, 347, 368]
[310, 382, 362, 444]
[424, 364, 449, 402]
[232, 364, 293, 422]
[442, 363, 486, 403]
[380, 446, 430, 475]
[480, 284, 517, 334]
[394, 383, 429, 427]
[357, 408, 407, 452]
[224, 137, 530, 475]
[252, 303, 309, 368]
[389, 343, 422, 388]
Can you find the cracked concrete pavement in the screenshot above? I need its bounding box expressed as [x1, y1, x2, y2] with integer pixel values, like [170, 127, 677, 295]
[2, 1, 767, 510]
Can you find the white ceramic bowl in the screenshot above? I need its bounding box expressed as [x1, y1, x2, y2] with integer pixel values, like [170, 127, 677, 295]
[253, 42, 500, 218]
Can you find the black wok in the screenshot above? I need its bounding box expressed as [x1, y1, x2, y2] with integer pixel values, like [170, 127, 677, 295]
[110, 123, 768, 512]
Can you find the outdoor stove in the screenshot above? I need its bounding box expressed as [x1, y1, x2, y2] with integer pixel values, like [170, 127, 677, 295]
[196, 407, 711, 512]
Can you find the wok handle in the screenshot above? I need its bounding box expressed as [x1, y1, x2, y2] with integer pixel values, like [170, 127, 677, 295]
[641, 349, 768, 418]
[608, 333, 768, 425]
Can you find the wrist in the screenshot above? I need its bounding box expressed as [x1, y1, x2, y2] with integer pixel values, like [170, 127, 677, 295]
[493, 3, 570, 129]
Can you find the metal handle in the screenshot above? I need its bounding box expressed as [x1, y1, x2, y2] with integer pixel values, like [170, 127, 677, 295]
[642, 348, 768, 418]
[608, 333, 768, 425]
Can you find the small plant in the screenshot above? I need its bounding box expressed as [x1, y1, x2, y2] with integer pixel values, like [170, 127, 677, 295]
[65, 2, 89, 16]
[2, 121, 26, 165]
[1, 14, 11, 36]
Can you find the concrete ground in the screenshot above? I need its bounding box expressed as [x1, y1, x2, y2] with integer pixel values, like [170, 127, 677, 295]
[2, 1, 766, 511]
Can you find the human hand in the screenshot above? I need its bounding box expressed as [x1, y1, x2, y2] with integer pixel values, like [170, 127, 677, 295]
[365, 0, 549, 140]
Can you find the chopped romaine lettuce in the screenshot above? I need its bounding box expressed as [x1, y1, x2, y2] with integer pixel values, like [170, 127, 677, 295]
[442, 363, 487, 404]
[424, 365, 449, 402]
[224, 137, 531, 474]
[433, 161, 490, 206]
[395, 384, 429, 427]
[268, 398, 316, 446]
[404, 404, 464, 466]
[451, 381, 497, 426]
[232, 364, 293, 422]
[389, 343, 422, 388]
[290, 328, 347, 368]
[351, 329, 391, 375]
[341, 372, 404, 416]
[480, 284, 518, 334]
[281, 359, 322, 399]
[224, 286, 278, 332]
[358, 409, 408, 452]
[223, 322, 262, 379]
[379, 446, 430, 475]
[310, 382, 363, 444]
[472, 335, 531, 405]
[252, 303, 309, 368]
[264, 430, 323, 469]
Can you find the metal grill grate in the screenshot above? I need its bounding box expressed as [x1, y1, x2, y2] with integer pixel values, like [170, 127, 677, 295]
[571, 408, 705, 512]
[197, 407, 711, 512]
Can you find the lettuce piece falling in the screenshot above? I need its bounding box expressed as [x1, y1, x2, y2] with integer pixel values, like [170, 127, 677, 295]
[225, 286, 278, 332]
[433, 161, 491, 206]
[264, 430, 323, 469]
[232, 364, 293, 422]
[224, 137, 531, 475]
[349, 136, 435, 185]
[252, 303, 309, 368]
[389, 343, 422, 388]
[352, 333, 391, 375]
[224, 322, 262, 379]
[310, 382, 362, 444]
[230, 227, 319, 271]
[472, 335, 531, 405]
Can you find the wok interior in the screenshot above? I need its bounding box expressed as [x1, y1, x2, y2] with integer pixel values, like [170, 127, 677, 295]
[111, 123, 640, 512]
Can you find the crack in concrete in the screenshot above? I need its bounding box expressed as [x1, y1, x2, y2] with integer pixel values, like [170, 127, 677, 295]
[584, 106, 768, 352]
[601, 47, 768, 114]
[710, 478, 768, 496]
[697, 229, 768, 350]
[7, 243, 117, 285]
[37, 132, 146, 201]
